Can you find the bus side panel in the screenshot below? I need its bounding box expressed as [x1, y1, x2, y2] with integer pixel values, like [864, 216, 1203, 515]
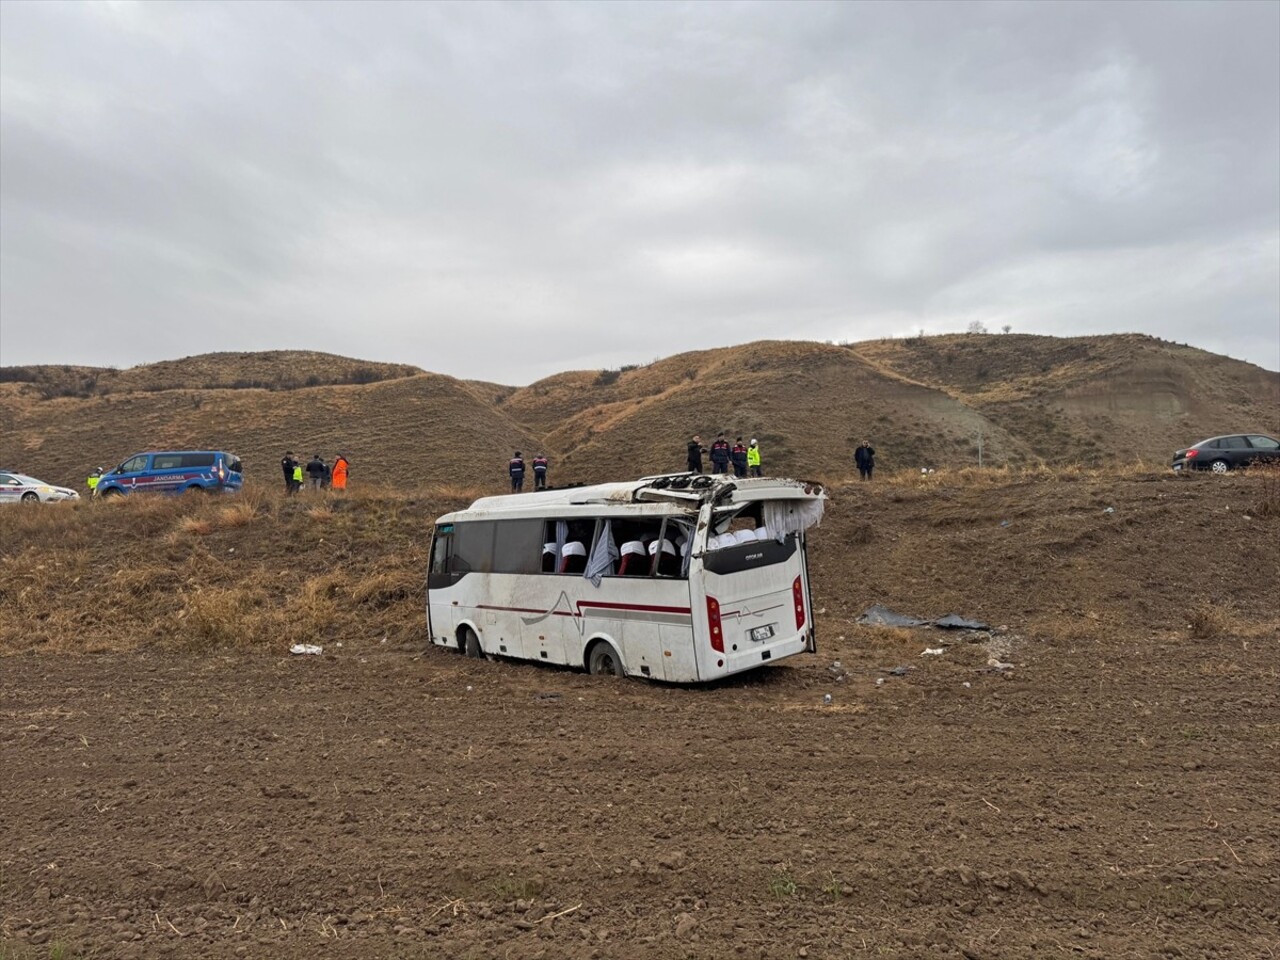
[658, 624, 698, 682]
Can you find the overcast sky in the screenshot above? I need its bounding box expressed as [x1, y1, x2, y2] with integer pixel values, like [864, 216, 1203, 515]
[2, 1, 1277, 382]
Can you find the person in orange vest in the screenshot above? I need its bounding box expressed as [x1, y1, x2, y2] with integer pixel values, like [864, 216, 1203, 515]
[332, 454, 350, 491]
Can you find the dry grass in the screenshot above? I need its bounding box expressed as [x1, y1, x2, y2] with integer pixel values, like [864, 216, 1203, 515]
[1188, 601, 1234, 640]
[1252, 461, 1280, 518]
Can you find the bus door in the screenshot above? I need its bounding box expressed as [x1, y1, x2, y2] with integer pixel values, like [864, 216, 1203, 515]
[426, 524, 459, 644]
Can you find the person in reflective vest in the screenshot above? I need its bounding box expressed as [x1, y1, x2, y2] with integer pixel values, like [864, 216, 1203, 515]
[532, 454, 549, 490]
[509, 452, 526, 492]
[331, 454, 349, 491]
[292, 463, 304, 490]
[87, 467, 103, 492]
[747, 439, 762, 477]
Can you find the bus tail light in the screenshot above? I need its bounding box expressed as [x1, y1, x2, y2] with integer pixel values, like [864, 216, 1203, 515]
[793, 576, 806, 630]
[706, 596, 724, 653]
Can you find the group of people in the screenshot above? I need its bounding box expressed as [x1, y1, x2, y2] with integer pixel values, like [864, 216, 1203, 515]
[499, 435, 875, 491]
[686, 433, 763, 477]
[508, 452, 550, 492]
[281, 452, 350, 494]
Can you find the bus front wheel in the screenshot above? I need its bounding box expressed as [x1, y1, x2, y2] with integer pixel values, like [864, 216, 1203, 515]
[461, 627, 484, 659]
[587, 642, 625, 678]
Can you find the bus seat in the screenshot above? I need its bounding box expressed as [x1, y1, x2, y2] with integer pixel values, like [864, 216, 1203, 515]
[649, 539, 680, 577]
[754, 527, 771, 540]
[542, 543, 558, 572]
[733, 529, 757, 544]
[560, 541, 587, 574]
[709, 533, 731, 551]
[619, 540, 647, 576]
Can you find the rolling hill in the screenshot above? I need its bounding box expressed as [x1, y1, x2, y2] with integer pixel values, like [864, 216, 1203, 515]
[1, 334, 1276, 490]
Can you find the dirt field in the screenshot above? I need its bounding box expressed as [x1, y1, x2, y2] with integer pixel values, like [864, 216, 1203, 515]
[3, 470, 1279, 959]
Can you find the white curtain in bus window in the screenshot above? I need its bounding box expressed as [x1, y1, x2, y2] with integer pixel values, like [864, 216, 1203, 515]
[585, 520, 619, 587]
[762, 499, 824, 541]
[667, 518, 696, 576]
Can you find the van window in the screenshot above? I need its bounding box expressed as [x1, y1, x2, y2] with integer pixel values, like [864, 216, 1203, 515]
[223, 456, 243, 473]
[180, 453, 216, 468]
[119, 456, 148, 473]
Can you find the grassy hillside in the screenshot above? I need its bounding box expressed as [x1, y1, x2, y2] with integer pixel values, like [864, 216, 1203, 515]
[1, 335, 1276, 490]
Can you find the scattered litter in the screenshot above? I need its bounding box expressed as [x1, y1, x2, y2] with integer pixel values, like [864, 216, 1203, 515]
[875, 678, 885, 686]
[880, 666, 911, 677]
[335, 642, 343, 648]
[920, 647, 945, 657]
[987, 659, 1014, 671]
[534, 692, 562, 701]
[859, 606, 990, 632]
[289, 644, 322, 656]
[859, 605, 928, 627]
[228, 547, 235, 553]
[1102, 506, 1115, 514]
[831, 661, 842, 671]
[380, 636, 388, 644]
[934, 613, 991, 631]
[962, 682, 971, 688]
[999, 520, 1010, 527]
[822, 694, 833, 705]
[466, 685, 474, 692]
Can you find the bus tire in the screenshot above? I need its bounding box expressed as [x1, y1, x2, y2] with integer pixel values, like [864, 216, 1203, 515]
[587, 641, 625, 678]
[462, 627, 484, 659]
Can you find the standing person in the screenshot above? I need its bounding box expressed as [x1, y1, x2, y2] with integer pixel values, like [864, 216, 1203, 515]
[281, 452, 298, 495]
[686, 435, 705, 473]
[855, 441, 876, 481]
[306, 454, 327, 491]
[292, 461, 304, 491]
[87, 467, 104, 494]
[731, 438, 748, 478]
[532, 453, 549, 490]
[331, 454, 349, 492]
[747, 439, 762, 477]
[509, 451, 526, 492]
[710, 433, 731, 474]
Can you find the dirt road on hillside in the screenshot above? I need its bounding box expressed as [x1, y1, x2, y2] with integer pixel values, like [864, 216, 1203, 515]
[3, 626, 1277, 959]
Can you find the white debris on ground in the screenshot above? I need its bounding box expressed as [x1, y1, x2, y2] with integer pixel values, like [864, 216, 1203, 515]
[289, 643, 323, 655]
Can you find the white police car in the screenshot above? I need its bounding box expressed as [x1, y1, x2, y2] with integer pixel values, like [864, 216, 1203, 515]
[0, 471, 81, 504]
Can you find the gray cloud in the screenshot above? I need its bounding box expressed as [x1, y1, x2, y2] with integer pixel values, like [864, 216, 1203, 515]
[2, 0, 1277, 380]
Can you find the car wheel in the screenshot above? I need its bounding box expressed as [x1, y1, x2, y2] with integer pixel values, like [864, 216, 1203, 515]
[462, 627, 484, 659]
[1210, 459, 1230, 474]
[21, 491, 39, 503]
[587, 641, 625, 677]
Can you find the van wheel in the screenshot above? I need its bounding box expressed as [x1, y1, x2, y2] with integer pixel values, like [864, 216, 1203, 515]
[462, 628, 484, 659]
[184, 484, 209, 494]
[99, 488, 121, 498]
[587, 642, 625, 677]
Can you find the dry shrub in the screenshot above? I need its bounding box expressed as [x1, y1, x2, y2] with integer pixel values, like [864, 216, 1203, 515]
[1187, 601, 1232, 639]
[178, 516, 215, 536]
[1252, 462, 1280, 518]
[218, 502, 257, 528]
[351, 569, 420, 609]
[306, 506, 333, 522]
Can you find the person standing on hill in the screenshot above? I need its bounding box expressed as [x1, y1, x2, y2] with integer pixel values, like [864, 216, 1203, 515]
[731, 438, 748, 478]
[687, 435, 706, 473]
[281, 452, 298, 495]
[532, 453, 549, 490]
[509, 452, 526, 492]
[87, 467, 103, 494]
[332, 454, 350, 491]
[710, 433, 731, 474]
[292, 462, 304, 490]
[854, 441, 876, 481]
[747, 439, 762, 477]
[306, 454, 327, 491]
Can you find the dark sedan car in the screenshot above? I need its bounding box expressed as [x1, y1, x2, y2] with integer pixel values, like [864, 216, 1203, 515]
[1172, 434, 1280, 473]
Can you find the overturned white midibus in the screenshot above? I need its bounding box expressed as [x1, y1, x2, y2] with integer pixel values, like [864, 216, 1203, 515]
[426, 474, 825, 682]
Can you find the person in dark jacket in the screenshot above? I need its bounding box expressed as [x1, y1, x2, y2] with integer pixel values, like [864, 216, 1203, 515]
[306, 454, 327, 491]
[687, 435, 705, 473]
[509, 452, 526, 492]
[710, 433, 731, 474]
[731, 438, 749, 478]
[532, 454, 549, 490]
[854, 441, 876, 480]
[281, 452, 298, 494]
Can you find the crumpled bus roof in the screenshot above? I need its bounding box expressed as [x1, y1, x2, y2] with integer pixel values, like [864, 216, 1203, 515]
[441, 474, 825, 523]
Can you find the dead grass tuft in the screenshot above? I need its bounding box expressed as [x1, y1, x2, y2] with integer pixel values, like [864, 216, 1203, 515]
[1252, 461, 1280, 518]
[1187, 601, 1233, 640]
[218, 502, 258, 528]
[178, 517, 215, 536]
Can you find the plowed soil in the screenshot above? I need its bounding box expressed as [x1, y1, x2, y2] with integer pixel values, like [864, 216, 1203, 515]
[3, 471, 1279, 959]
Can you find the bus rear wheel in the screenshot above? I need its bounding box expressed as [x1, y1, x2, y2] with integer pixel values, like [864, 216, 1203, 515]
[587, 642, 625, 678]
[461, 627, 484, 659]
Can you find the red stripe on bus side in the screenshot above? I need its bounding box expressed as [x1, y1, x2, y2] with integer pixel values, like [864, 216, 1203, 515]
[473, 601, 692, 618]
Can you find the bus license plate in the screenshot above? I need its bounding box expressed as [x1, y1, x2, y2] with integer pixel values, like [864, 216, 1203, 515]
[750, 625, 774, 642]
